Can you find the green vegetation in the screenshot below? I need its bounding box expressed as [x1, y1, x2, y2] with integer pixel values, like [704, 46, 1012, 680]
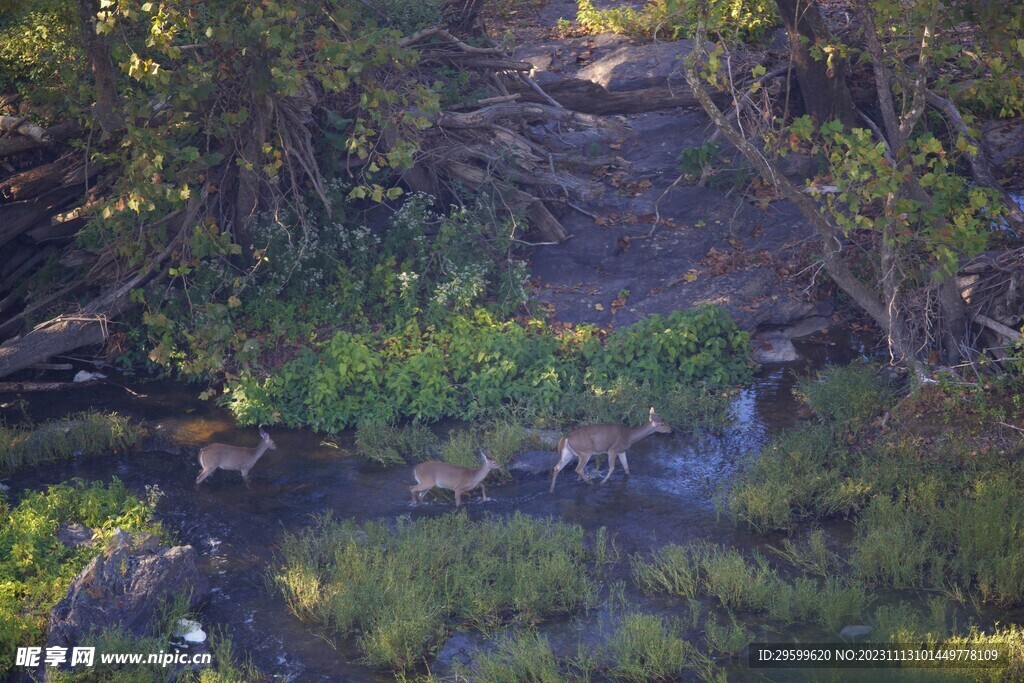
[606, 612, 691, 682]
[631, 539, 868, 631]
[730, 366, 1024, 605]
[795, 363, 897, 434]
[452, 630, 564, 683]
[570, 0, 777, 41]
[228, 303, 750, 432]
[273, 512, 608, 671]
[0, 412, 140, 475]
[0, 479, 163, 675]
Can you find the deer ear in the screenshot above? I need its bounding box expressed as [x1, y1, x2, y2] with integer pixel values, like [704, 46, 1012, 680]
[649, 407, 655, 418]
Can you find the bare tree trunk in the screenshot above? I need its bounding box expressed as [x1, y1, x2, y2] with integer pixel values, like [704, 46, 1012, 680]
[774, 0, 857, 127]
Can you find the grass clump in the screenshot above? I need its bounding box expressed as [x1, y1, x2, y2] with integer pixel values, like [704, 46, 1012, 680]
[0, 411, 140, 475]
[354, 420, 440, 467]
[631, 540, 869, 633]
[703, 612, 750, 657]
[606, 613, 691, 682]
[0, 479, 162, 675]
[850, 471, 1024, 603]
[273, 512, 603, 671]
[727, 426, 857, 531]
[454, 630, 565, 683]
[796, 363, 895, 434]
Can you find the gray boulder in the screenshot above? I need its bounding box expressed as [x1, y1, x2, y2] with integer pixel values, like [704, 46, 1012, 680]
[47, 529, 208, 649]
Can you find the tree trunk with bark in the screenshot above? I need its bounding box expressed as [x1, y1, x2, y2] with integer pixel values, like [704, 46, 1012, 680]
[774, 0, 858, 127]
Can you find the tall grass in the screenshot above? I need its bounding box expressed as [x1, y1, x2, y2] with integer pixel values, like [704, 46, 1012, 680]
[727, 426, 856, 531]
[273, 512, 601, 671]
[631, 540, 869, 632]
[795, 363, 895, 433]
[606, 613, 691, 683]
[454, 630, 565, 683]
[354, 420, 439, 467]
[0, 411, 140, 475]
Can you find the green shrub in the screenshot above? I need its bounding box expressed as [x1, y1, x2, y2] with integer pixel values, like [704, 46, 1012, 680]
[273, 512, 599, 671]
[0, 412, 141, 475]
[229, 304, 750, 432]
[574, 0, 778, 42]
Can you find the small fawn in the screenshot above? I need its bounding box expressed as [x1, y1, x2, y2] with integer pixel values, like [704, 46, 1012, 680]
[410, 451, 500, 509]
[195, 427, 276, 487]
[550, 407, 672, 492]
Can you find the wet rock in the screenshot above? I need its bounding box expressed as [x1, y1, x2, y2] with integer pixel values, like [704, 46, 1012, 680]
[839, 624, 872, 640]
[56, 523, 95, 549]
[509, 450, 559, 476]
[524, 428, 562, 449]
[982, 118, 1024, 167]
[47, 529, 208, 649]
[782, 316, 831, 339]
[751, 332, 800, 363]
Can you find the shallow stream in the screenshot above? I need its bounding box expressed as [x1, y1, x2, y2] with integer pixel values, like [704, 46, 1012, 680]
[1, 335, 868, 680]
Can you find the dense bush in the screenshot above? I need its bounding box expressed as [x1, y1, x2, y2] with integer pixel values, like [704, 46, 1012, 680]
[227, 305, 751, 431]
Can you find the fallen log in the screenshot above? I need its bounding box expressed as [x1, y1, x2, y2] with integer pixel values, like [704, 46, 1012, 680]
[506, 77, 730, 115]
[0, 115, 50, 143]
[0, 120, 81, 158]
[0, 381, 97, 393]
[0, 196, 200, 379]
[0, 157, 97, 203]
[0, 188, 82, 250]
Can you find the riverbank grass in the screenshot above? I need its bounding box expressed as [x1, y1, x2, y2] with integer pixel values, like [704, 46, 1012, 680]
[0, 411, 140, 475]
[273, 512, 608, 671]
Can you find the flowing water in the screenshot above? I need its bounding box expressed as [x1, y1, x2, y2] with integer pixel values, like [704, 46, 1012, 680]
[1, 336, 870, 681]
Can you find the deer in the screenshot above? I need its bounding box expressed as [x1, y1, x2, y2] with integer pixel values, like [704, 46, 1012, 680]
[410, 451, 500, 509]
[550, 407, 672, 493]
[195, 426, 276, 487]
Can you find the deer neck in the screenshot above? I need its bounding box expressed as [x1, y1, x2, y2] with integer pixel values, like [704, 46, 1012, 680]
[468, 461, 493, 487]
[625, 422, 657, 448]
[252, 441, 272, 463]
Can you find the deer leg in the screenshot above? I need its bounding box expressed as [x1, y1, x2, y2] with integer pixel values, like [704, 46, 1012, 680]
[454, 490, 463, 509]
[575, 453, 594, 482]
[601, 451, 618, 483]
[550, 444, 575, 493]
[479, 483, 488, 502]
[410, 484, 429, 505]
[195, 467, 214, 485]
[618, 452, 630, 476]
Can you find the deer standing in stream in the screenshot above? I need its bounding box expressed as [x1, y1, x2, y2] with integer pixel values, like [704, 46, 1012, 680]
[410, 451, 500, 509]
[195, 427, 276, 487]
[550, 407, 672, 493]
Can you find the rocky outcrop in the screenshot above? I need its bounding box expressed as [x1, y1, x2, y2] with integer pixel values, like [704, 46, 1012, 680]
[47, 529, 208, 649]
